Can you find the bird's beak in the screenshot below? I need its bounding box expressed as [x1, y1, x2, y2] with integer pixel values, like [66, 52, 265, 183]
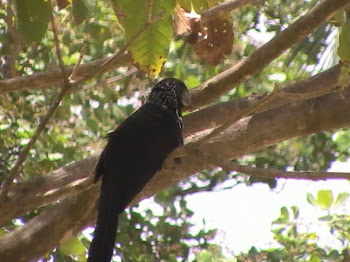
[181, 90, 191, 106]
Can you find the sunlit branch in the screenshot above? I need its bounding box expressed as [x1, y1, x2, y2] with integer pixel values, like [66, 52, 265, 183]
[188, 0, 350, 110]
[201, 0, 264, 23]
[0, 4, 73, 200]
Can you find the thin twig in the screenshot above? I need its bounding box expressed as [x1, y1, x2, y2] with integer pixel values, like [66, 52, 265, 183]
[201, 0, 265, 23]
[50, 2, 69, 85]
[188, 0, 350, 111]
[69, 45, 87, 80]
[0, 3, 72, 200]
[76, 67, 138, 91]
[0, 91, 72, 200]
[69, 21, 151, 86]
[0, 9, 154, 200]
[194, 148, 350, 180]
[69, 0, 155, 86]
[4, 2, 21, 78]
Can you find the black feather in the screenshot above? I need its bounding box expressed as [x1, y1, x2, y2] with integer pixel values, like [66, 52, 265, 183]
[87, 78, 190, 262]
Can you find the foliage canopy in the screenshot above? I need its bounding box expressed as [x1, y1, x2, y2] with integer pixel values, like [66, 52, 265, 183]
[1, 0, 350, 261]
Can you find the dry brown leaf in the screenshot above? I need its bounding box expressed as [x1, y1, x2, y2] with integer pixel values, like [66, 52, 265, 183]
[193, 16, 234, 65]
[56, 0, 70, 10]
[174, 6, 234, 65]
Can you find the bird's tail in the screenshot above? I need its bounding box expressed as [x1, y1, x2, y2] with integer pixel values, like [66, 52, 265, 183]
[87, 180, 122, 262]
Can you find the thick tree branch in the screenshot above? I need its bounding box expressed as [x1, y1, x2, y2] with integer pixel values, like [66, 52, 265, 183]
[196, 84, 284, 145]
[149, 88, 350, 200]
[1, 88, 350, 261]
[1, 0, 345, 104]
[0, 157, 97, 225]
[184, 64, 343, 137]
[0, 186, 98, 262]
[0, 54, 132, 94]
[0, 16, 153, 199]
[0, 1, 150, 95]
[2, 1, 349, 261]
[188, 0, 349, 110]
[0, 65, 346, 224]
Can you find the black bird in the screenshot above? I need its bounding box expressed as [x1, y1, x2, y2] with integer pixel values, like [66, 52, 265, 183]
[87, 78, 191, 262]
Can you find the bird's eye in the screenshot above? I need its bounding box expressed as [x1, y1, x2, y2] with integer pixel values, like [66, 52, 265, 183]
[181, 90, 191, 106]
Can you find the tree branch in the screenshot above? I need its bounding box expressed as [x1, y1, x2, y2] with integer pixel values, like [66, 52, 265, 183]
[196, 150, 350, 180]
[0, 12, 154, 199]
[0, 54, 132, 94]
[184, 64, 344, 137]
[201, 0, 264, 24]
[4, 3, 21, 78]
[188, 0, 350, 110]
[0, 186, 98, 262]
[0, 156, 97, 225]
[1, 87, 350, 261]
[0, 64, 347, 223]
[1, 0, 345, 106]
[196, 84, 283, 144]
[0, 8, 73, 200]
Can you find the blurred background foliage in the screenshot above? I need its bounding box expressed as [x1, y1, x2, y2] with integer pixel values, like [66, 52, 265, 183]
[1, 0, 350, 261]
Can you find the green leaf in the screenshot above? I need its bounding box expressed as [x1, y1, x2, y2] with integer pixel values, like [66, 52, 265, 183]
[306, 192, 316, 206]
[184, 75, 201, 89]
[338, 22, 350, 62]
[0, 228, 7, 237]
[291, 206, 299, 219]
[273, 206, 289, 224]
[334, 130, 350, 152]
[154, 190, 172, 207]
[117, 0, 176, 77]
[316, 190, 333, 209]
[330, 10, 346, 27]
[177, 0, 192, 11]
[309, 255, 322, 262]
[335, 192, 349, 206]
[15, 0, 51, 43]
[192, 0, 208, 12]
[59, 236, 86, 256]
[72, 0, 92, 25]
[280, 207, 289, 222]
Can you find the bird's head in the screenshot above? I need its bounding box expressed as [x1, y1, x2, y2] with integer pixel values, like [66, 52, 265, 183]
[147, 78, 191, 111]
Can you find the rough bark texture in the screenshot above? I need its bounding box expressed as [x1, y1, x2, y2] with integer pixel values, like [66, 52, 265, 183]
[188, 0, 350, 110]
[1, 87, 350, 262]
[0, 54, 131, 94]
[1, 0, 350, 261]
[0, 62, 345, 225]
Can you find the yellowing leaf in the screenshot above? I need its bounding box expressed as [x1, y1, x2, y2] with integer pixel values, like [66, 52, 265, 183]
[330, 10, 346, 27]
[59, 236, 86, 256]
[177, 0, 192, 11]
[338, 22, 350, 62]
[316, 190, 333, 210]
[117, 0, 175, 77]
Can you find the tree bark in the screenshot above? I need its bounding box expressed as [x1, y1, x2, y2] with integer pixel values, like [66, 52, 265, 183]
[188, 0, 350, 110]
[1, 0, 350, 261]
[0, 61, 345, 225]
[1, 87, 350, 262]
